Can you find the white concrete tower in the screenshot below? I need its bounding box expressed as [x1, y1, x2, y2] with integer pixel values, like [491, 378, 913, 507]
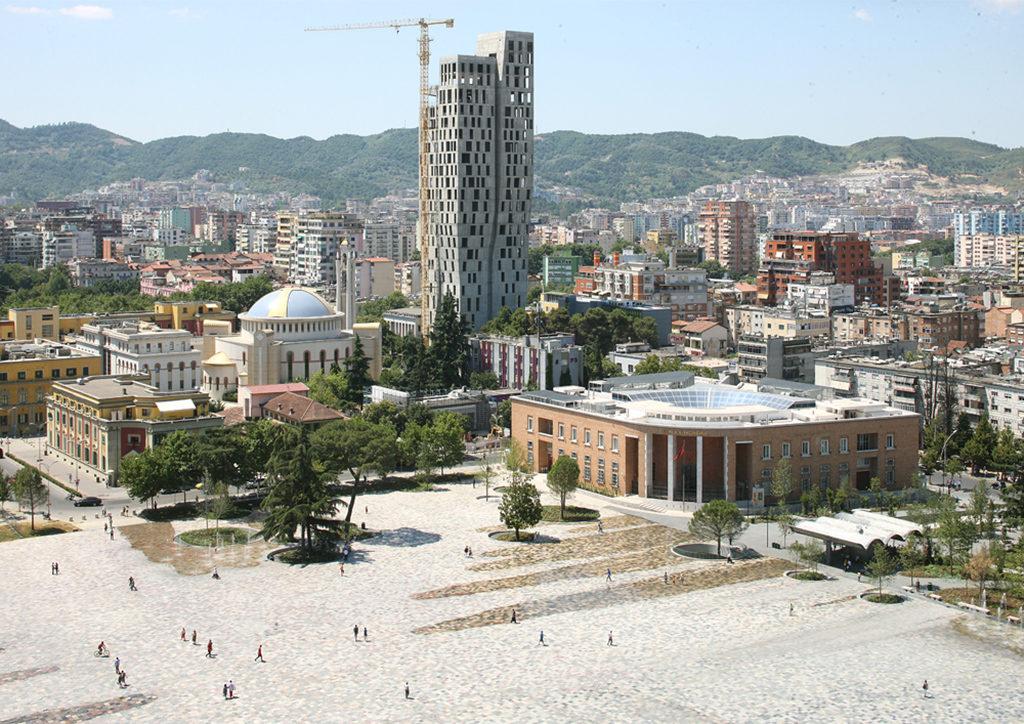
[335, 245, 357, 329]
[423, 30, 534, 331]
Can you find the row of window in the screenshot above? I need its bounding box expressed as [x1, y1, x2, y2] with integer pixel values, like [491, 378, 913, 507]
[761, 433, 893, 461]
[0, 366, 89, 382]
[526, 416, 621, 452]
[764, 458, 898, 490]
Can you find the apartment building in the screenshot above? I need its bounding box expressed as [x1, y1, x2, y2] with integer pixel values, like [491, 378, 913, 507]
[469, 333, 583, 390]
[699, 200, 758, 275]
[290, 212, 363, 288]
[70, 321, 202, 391]
[363, 221, 416, 264]
[0, 341, 100, 437]
[577, 253, 710, 321]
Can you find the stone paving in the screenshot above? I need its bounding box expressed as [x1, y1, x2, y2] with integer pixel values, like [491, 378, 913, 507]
[1, 481, 1024, 722]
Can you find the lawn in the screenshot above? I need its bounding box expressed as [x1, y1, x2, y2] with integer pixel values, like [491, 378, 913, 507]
[790, 570, 828, 581]
[178, 527, 254, 547]
[540, 505, 600, 523]
[0, 519, 79, 542]
[939, 586, 1024, 614]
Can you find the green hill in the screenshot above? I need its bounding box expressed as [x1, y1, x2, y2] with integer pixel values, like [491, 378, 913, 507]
[1, 120, 1022, 205]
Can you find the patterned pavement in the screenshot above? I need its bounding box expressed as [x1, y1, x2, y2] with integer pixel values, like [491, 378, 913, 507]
[1, 481, 1023, 722]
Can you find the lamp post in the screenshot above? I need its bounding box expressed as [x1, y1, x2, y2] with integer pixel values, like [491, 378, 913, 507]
[938, 430, 958, 494]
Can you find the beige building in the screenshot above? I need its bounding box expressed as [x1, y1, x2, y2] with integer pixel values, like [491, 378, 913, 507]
[512, 374, 919, 509]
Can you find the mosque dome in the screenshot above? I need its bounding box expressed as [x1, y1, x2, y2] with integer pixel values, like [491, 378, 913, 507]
[245, 287, 333, 319]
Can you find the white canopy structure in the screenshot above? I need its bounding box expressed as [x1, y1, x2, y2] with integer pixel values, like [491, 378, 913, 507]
[790, 509, 923, 551]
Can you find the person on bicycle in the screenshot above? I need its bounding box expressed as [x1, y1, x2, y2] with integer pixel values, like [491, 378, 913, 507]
[97, 641, 107, 656]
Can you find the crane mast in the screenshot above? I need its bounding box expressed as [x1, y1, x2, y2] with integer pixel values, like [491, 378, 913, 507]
[305, 17, 455, 336]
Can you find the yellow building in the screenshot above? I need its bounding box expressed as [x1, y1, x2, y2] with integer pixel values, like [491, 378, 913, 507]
[46, 375, 222, 485]
[152, 300, 235, 333]
[7, 306, 61, 341]
[645, 229, 678, 253]
[0, 340, 101, 437]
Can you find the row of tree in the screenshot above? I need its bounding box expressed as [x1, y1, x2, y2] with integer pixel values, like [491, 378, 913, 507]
[0, 468, 48, 530]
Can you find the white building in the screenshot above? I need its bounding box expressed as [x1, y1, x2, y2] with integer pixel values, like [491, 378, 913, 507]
[363, 221, 416, 263]
[424, 30, 534, 330]
[1, 229, 42, 266]
[152, 227, 189, 244]
[396, 261, 421, 296]
[356, 257, 396, 299]
[290, 212, 363, 288]
[42, 225, 95, 268]
[786, 273, 855, 312]
[67, 258, 139, 288]
[213, 287, 382, 387]
[70, 321, 202, 391]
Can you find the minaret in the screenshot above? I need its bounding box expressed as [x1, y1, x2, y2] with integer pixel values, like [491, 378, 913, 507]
[335, 245, 357, 329]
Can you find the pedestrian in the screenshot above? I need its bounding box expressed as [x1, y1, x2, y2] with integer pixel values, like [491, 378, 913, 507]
[228, 680, 235, 699]
[607, 630, 614, 646]
[598, 521, 604, 534]
[857, 572, 862, 583]
[510, 608, 518, 624]
[118, 670, 126, 688]
[664, 571, 669, 585]
[464, 545, 469, 557]
[789, 603, 794, 616]
[110, 528, 114, 540]
[180, 628, 187, 642]
[114, 656, 121, 674]
[404, 682, 410, 700]
[363, 626, 368, 641]
[206, 639, 214, 658]
[223, 682, 228, 699]
[922, 679, 930, 699]
[339, 562, 344, 576]
[605, 568, 612, 582]
[353, 624, 359, 642]
[468, 546, 473, 558]
[538, 630, 545, 646]
[365, 505, 368, 514]
[50, 562, 55, 575]
[128, 576, 136, 591]
[104, 522, 108, 533]
[192, 630, 197, 646]
[255, 644, 264, 662]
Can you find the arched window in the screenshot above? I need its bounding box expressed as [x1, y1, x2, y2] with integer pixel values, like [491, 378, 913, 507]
[319, 349, 326, 371]
[179, 361, 185, 371]
[303, 351, 311, 378]
[286, 352, 294, 382]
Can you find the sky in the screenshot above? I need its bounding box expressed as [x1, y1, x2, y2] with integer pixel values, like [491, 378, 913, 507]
[2, 0, 1023, 147]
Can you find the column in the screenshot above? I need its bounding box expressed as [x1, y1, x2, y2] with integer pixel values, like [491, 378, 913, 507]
[723, 435, 729, 500]
[644, 432, 653, 498]
[696, 435, 704, 504]
[667, 434, 676, 502]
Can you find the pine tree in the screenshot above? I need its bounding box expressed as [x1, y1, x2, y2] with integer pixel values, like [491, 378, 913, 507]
[429, 292, 470, 389]
[344, 334, 371, 404]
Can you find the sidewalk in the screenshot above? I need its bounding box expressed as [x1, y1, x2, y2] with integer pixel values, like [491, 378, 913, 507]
[4, 436, 111, 500]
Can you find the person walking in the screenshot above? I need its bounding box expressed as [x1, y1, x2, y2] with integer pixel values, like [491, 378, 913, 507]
[180, 628, 187, 642]
[223, 682, 228, 699]
[607, 631, 614, 646]
[50, 562, 55, 575]
[664, 571, 669, 585]
[353, 624, 359, 642]
[538, 630, 546, 646]
[363, 626, 368, 642]
[597, 521, 604, 534]
[605, 568, 612, 582]
[789, 603, 794, 616]
[255, 644, 264, 662]
[110, 528, 114, 540]
[922, 680, 930, 699]
[404, 682, 410, 700]
[192, 630, 197, 646]
[114, 656, 121, 675]
[128, 576, 136, 591]
[339, 562, 345, 576]
[206, 639, 214, 658]
[510, 608, 518, 624]
[117, 670, 127, 688]
[228, 680, 235, 699]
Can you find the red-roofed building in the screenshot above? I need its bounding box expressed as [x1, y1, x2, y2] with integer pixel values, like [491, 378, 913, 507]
[238, 382, 311, 419]
[262, 391, 345, 427]
[670, 319, 728, 357]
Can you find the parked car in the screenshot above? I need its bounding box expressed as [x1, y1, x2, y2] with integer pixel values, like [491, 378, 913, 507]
[74, 496, 102, 507]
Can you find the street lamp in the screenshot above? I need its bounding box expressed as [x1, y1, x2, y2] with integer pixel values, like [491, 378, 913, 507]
[938, 430, 958, 495]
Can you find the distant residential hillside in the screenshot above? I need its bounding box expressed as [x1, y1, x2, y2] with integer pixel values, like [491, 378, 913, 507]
[1, 119, 1022, 205]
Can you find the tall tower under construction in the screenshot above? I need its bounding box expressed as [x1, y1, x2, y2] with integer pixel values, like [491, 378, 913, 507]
[423, 30, 534, 331]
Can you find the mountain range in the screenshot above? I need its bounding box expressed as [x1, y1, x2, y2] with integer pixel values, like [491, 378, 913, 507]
[2, 119, 1022, 206]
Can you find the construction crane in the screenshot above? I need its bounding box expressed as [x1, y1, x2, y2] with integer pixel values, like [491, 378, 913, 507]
[305, 17, 455, 333]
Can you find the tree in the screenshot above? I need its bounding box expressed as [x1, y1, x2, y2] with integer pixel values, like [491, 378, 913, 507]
[770, 458, 794, 511]
[476, 460, 496, 500]
[965, 545, 994, 599]
[789, 539, 824, 571]
[688, 499, 748, 557]
[312, 418, 397, 532]
[776, 511, 796, 548]
[898, 538, 926, 587]
[546, 455, 579, 520]
[990, 428, 1022, 483]
[420, 412, 466, 476]
[13, 467, 47, 531]
[935, 497, 974, 568]
[469, 371, 500, 390]
[193, 427, 253, 494]
[963, 414, 996, 473]
[0, 472, 11, 512]
[159, 431, 203, 501]
[209, 482, 232, 543]
[307, 368, 351, 411]
[260, 426, 342, 551]
[345, 334, 372, 399]
[968, 482, 991, 538]
[120, 449, 168, 509]
[864, 543, 897, 596]
[429, 292, 470, 389]
[498, 481, 543, 541]
[633, 354, 665, 376]
[504, 438, 530, 487]
[493, 399, 512, 431]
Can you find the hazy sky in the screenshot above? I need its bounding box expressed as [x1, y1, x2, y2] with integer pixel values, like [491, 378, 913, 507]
[2, 0, 1023, 147]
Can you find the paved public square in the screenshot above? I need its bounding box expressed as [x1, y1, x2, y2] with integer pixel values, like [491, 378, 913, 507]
[2, 478, 1024, 723]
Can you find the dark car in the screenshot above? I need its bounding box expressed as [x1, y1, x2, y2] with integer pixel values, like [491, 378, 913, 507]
[74, 496, 102, 507]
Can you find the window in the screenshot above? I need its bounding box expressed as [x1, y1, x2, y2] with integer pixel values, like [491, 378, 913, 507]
[526, 441, 534, 465]
[801, 440, 810, 457]
[611, 461, 620, 486]
[570, 426, 578, 443]
[583, 455, 591, 481]
[584, 429, 591, 446]
[885, 459, 895, 484]
[762, 444, 771, 460]
[819, 464, 831, 488]
[597, 458, 605, 483]
[611, 435, 619, 453]
[838, 462, 850, 486]
[856, 433, 878, 452]
[839, 436, 849, 454]
[781, 442, 791, 458]
[597, 432, 605, 449]
[886, 434, 895, 450]
[527, 416, 533, 432]
[557, 423, 564, 440]
[819, 439, 830, 456]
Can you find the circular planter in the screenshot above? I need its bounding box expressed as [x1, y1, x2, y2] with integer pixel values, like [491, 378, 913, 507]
[671, 542, 754, 560]
[174, 527, 257, 548]
[859, 591, 905, 604]
[267, 546, 342, 565]
[487, 530, 559, 544]
[785, 569, 831, 581]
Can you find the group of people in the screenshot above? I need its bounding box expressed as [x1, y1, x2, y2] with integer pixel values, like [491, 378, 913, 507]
[114, 656, 128, 688]
[463, 545, 474, 558]
[222, 680, 237, 699]
[50, 562, 60, 575]
[352, 624, 369, 642]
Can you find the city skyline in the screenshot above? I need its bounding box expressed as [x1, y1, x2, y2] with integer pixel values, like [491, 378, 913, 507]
[2, 0, 1023, 147]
